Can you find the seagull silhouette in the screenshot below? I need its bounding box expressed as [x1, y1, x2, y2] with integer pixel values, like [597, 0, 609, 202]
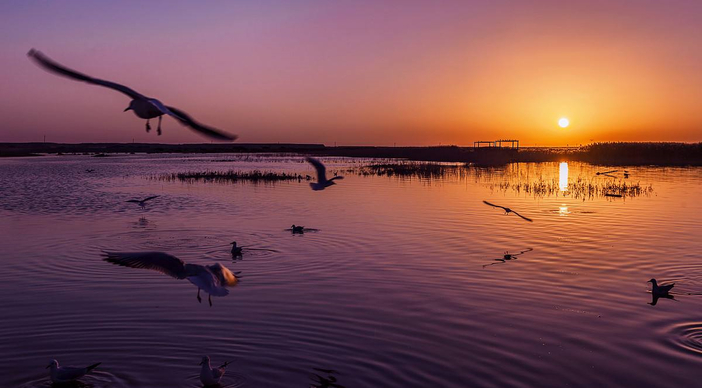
[27, 49, 236, 141]
[103, 252, 239, 306]
[46, 359, 101, 384]
[306, 157, 343, 191]
[648, 278, 675, 296]
[126, 195, 159, 209]
[482, 201, 533, 222]
[199, 356, 232, 386]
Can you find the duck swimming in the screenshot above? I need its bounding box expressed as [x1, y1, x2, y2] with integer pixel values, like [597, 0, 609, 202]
[291, 225, 305, 234]
[230, 241, 243, 256]
[648, 278, 674, 296]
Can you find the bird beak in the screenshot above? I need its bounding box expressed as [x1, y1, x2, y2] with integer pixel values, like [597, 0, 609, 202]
[198, 361, 203, 365]
[46, 364, 51, 369]
[123, 107, 131, 112]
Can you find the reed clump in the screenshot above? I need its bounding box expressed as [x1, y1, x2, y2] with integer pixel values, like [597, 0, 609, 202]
[489, 177, 653, 199]
[154, 170, 301, 184]
[352, 162, 469, 180]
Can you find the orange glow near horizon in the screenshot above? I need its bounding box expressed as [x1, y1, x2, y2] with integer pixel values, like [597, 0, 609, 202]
[1, 2, 702, 145]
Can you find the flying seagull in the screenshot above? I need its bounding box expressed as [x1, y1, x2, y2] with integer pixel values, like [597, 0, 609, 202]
[46, 359, 101, 384]
[199, 356, 232, 386]
[126, 195, 159, 209]
[306, 157, 343, 191]
[27, 49, 236, 141]
[482, 201, 533, 222]
[103, 251, 239, 306]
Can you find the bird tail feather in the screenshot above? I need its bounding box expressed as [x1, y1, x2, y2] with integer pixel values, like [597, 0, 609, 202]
[86, 363, 101, 372]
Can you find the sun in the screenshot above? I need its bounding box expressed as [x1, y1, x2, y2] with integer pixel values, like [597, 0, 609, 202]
[558, 117, 570, 128]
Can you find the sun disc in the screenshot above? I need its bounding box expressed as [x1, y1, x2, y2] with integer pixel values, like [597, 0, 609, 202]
[558, 118, 569, 128]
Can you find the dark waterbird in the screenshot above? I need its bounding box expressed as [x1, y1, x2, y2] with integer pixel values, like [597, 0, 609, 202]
[102, 252, 239, 306]
[483, 248, 533, 268]
[27, 49, 237, 141]
[46, 359, 101, 384]
[199, 356, 232, 386]
[291, 224, 305, 234]
[230, 241, 243, 256]
[126, 195, 159, 209]
[482, 201, 533, 222]
[307, 157, 344, 191]
[648, 278, 675, 296]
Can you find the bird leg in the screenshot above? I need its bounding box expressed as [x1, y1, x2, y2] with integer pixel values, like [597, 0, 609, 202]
[208, 294, 212, 307]
[157, 115, 162, 136]
[197, 288, 202, 303]
[145, 119, 151, 132]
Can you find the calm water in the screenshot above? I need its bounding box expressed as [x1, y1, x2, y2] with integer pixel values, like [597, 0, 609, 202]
[1, 154, 701, 388]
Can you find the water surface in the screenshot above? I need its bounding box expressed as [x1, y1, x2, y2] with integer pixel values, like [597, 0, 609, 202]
[1, 154, 701, 388]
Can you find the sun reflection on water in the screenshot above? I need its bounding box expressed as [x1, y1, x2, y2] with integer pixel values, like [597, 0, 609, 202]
[559, 162, 569, 192]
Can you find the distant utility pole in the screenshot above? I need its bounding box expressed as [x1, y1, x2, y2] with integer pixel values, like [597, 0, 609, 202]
[43, 135, 46, 143]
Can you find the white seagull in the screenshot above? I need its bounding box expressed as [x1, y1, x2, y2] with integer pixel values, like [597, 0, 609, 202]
[199, 356, 232, 386]
[306, 157, 343, 191]
[27, 49, 237, 141]
[103, 252, 239, 306]
[126, 195, 160, 209]
[46, 359, 101, 384]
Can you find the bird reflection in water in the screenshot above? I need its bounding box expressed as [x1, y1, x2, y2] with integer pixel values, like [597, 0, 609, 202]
[483, 248, 533, 268]
[309, 368, 344, 388]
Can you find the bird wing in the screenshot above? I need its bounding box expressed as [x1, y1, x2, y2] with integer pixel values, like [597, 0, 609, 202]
[306, 157, 327, 182]
[212, 367, 226, 379]
[482, 200, 507, 211]
[27, 49, 145, 100]
[146, 100, 236, 141]
[125, 200, 141, 203]
[511, 211, 533, 222]
[102, 251, 188, 279]
[141, 195, 160, 202]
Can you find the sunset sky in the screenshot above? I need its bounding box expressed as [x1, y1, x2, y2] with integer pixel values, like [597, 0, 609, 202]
[1, 1, 701, 146]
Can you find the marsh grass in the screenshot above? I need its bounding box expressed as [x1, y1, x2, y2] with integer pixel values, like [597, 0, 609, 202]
[351, 162, 470, 180]
[154, 170, 302, 184]
[488, 177, 653, 199]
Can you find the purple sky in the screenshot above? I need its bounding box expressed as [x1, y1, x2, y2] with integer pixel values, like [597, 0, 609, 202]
[1, 1, 701, 145]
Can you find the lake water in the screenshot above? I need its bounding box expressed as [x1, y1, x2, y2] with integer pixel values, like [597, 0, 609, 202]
[1, 154, 701, 388]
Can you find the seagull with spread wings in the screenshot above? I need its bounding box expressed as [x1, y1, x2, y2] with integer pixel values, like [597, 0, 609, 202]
[482, 200, 533, 222]
[103, 252, 239, 306]
[126, 195, 159, 209]
[27, 49, 236, 141]
[306, 157, 343, 191]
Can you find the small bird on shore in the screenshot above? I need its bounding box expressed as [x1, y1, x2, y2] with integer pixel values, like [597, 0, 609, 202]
[482, 201, 533, 222]
[306, 157, 343, 191]
[199, 356, 231, 386]
[648, 278, 674, 296]
[46, 359, 101, 384]
[126, 195, 159, 209]
[27, 49, 236, 141]
[103, 251, 239, 306]
[291, 224, 305, 234]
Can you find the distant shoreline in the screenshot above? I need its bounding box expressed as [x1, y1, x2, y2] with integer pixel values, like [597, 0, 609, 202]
[1, 142, 700, 166]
